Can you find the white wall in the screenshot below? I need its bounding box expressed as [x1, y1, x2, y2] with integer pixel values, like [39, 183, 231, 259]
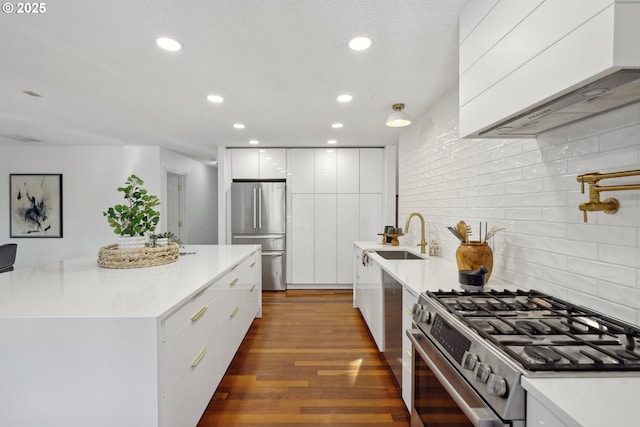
[398, 86, 640, 325]
[1, 145, 217, 268]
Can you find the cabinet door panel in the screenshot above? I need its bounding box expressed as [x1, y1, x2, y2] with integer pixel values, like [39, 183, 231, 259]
[231, 149, 259, 180]
[314, 148, 336, 193]
[337, 149, 359, 193]
[291, 194, 314, 283]
[259, 149, 286, 179]
[314, 194, 336, 284]
[359, 149, 383, 193]
[337, 194, 359, 283]
[287, 149, 314, 193]
[359, 194, 382, 241]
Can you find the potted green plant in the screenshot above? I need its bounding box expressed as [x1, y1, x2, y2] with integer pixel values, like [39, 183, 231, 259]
[103, 174, 160, 249]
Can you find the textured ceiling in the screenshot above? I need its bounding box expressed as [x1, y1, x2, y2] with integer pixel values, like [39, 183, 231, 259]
[0, 0, 466, 162]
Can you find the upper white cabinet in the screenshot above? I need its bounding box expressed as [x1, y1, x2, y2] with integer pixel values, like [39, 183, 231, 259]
[286, 149, 314, 192]
[359, 148, 383, 193]
[459, 0, 640, 138]
[314, 148, 337, 193]
[231, 149, 286, 179]
[337, 149, 359, 193]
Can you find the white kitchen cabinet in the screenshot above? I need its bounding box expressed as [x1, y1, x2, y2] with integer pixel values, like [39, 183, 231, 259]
[286, 149, 315, 193]
[526, 394, 570, 427]
[287, 148, 385, 288]
[314, 194, 337, 284]
[290, 193, 315, 284]
[231, 148, 286, 179]
[353, 245, 384, 351]
[401, 287, 418, 410]
[314, 148, 337, 193]
[163, 250, 260, 427]
[337, 194, 359, 283]
[0, 245, 260, 427]
[359, 148, 383, 193]
[337, 148, 360, 193]
[359, 193, 382, 242]
[259, 149, 286, 179]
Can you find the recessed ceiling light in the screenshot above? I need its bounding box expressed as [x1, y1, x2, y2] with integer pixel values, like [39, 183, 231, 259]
[233, 123, 246, 129]
[349, 36, 372, 51]
[207, 94, 224, 103]
[331, 123, 343, 129]
[249, 140, 259, 145]
[156, 37, 183, 52]
[337, 94, 353, 103]
[327, 139, 337, 145]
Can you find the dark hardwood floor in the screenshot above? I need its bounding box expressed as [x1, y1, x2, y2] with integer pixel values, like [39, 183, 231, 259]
[197, 290, 410, 426]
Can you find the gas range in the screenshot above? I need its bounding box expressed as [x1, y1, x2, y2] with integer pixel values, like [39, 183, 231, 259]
[410, 288, 640, 423]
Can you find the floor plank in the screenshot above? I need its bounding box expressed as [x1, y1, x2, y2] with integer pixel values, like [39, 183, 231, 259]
[197, 290, 410, 426]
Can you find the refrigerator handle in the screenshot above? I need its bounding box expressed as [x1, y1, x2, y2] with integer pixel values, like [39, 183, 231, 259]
[253, 187, 257, 229]
[258, 186, 262, 229]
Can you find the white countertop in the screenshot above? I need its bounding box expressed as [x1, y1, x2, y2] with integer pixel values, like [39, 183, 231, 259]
[522, 376, 640, 427]
[354, 241, 517, 297]
[0, 244, 260, 318]
[354, 241, 637, 427]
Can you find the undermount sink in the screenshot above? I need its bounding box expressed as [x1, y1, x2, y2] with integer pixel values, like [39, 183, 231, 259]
[375, 250, 425, 260]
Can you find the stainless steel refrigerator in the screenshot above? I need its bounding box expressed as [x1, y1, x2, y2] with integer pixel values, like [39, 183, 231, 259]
[231, 181, 286, 290]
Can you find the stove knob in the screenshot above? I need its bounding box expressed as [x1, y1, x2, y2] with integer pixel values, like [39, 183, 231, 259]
[474, 363, 491, 383]
[417, 309, 431, 324]
[487, 374, 508, 397]
[411, 303, 423, 315]
[461, 351, 478, 371]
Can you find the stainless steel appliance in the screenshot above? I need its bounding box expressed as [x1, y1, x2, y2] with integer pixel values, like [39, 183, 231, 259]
[231, 181, 286, 291]
[408, 289, 640, 427]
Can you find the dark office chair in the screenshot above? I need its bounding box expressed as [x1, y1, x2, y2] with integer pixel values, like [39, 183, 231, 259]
[0, 243, 17, 273]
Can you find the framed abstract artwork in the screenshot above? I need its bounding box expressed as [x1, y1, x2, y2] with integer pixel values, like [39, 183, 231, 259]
[9, 174, 63, 238]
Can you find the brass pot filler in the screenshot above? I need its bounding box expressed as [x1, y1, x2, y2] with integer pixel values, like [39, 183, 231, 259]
[577, 168, 640, 222]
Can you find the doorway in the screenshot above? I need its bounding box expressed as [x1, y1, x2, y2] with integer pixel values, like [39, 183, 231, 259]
[166, 172, 185, 242]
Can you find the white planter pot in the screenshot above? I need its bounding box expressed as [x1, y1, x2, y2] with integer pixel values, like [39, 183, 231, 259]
[156, 238, 169, 247]
[117, 236, 147, 250]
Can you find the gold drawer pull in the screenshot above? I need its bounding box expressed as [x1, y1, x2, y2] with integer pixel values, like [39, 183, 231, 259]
[191, 347, 208, 367]
[191, 307, 207, 322]
[230, 278, 239, 287]
[250, 284, 256, 293]
[230, 307, 239, 318]
[250, 262, 256, 268]
[406, 350, 412, 359]
[407, 309, 413, 315]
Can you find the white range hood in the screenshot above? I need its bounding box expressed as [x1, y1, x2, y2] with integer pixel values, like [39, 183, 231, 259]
[459, 0, 640, 139]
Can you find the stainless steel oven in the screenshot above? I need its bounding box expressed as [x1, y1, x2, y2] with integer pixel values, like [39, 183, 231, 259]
[408, 330, 509, 427]
[409, 288, 640, 427]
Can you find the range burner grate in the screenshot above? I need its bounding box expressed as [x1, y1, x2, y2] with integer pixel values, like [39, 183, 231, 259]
[427, 289, 640, 372]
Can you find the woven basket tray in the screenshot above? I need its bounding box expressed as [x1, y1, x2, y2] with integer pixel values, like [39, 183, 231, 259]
[97, 242, 180, 269]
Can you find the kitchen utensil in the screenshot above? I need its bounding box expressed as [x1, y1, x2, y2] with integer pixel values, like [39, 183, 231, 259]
[447, 226, 464, 242]
[456, 221, 470, 242]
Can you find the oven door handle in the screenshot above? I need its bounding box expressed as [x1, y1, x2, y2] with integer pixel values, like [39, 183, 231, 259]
[408, 329, 505, 427]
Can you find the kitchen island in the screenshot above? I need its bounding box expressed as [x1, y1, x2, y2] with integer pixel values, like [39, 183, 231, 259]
[354, 241, 640, 427]
[0, 244, 261, 427]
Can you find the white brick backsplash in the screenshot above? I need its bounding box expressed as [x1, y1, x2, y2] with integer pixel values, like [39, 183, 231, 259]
[543, 237, 597, 259]
[398, 87, 640, 324]
[567, 224, 636, 246]
[542, 267, 598, 295]
[568, 258, 636, 287]
[598, 244, 640, 270]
